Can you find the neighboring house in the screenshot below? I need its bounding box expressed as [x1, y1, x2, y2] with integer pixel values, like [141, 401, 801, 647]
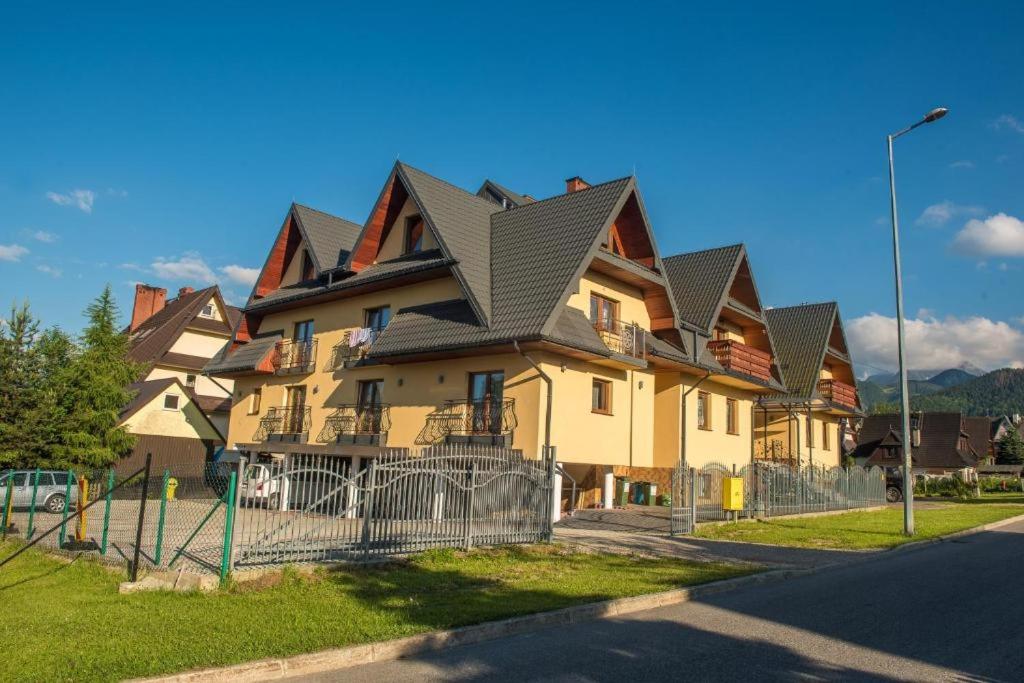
[118, 377, 225, 477]
[965, 415, 1015, 465]
[850, 412, 978, 478]
[755, 303, 863, 467]
[206, 162, 859, 513]
[128, 284, 241, 439]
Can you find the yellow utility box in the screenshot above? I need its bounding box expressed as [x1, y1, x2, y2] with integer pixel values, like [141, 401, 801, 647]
[722, 477, 744, 511]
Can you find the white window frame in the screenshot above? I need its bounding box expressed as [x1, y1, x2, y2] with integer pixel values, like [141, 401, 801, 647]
[163, 394, 180, 411]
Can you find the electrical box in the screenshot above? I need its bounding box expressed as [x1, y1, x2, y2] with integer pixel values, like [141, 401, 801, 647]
[722, 477, 744, 511]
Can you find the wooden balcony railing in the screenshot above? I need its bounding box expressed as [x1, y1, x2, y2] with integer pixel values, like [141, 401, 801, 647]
[593, 318, 646, 360]
[317, 404, 392, 445]
[817, 379, 858, 409]
[273, 339, 317, 374]
[253, 406, 311, 441]
[707, 339, 772, 382]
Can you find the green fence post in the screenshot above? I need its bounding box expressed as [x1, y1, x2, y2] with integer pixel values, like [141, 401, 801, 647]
[1, 472, 12, 539]
[153, 469, 170, 566]
[26, 468, 40, 539]
[57, 470, 73, 547]
[219, 470, 237, 585]
[100, 469, 114, 555]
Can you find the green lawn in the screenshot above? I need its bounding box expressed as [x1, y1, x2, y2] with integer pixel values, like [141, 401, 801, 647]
[693, 502, 1024, 550]
[0, 544, 754, 682]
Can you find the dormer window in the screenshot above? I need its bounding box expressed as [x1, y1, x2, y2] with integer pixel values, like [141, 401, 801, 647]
[405, 215, 424, 254]
[200, 303, 215, 318]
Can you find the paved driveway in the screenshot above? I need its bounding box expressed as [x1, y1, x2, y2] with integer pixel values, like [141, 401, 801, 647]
[296, 518, 1024, 682]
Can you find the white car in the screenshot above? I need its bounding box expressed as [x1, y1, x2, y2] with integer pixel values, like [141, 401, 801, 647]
[240, 464, 288, 509]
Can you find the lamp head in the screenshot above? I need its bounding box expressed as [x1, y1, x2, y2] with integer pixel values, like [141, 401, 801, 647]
[923, 107, 948, 123]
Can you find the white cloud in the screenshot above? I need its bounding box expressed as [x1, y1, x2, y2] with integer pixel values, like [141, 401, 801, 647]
[106, 188, 128, 198]
[36, 264, 62, 278]
[0, 244, 29, 262]
[46, 189, 96, 213]
[916, 200, 984, 228]
[219, 264, 260, 287]
[30, 230, 58, 243]
[948, 160, 975, 170]
[991, 114, 1024, 134]
[951, 213, 1024, 258]
[847, 312, 1024, 373]
[151, 253, 218, 284]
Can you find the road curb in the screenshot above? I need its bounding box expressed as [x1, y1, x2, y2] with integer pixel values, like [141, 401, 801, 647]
[129, 567, 809, 682]
[882, 510, 1024, 555]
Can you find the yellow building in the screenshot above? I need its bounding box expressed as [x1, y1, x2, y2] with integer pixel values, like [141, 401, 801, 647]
[756, 302, 863, 468]
[206, 162, 860, 513]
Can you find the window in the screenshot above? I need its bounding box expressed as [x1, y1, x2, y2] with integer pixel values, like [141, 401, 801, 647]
[357, 379, 384, 408]
[822, 421, 830, 450]
[592, 379, 612, 414]
[364, 306, 391, 331]
[163, 394, 180, 411]
[200, 303, 215, 318]
[301, 250, 315, 281]
[589, 293, 618, 331]
[52, 472, 72, 486]
[293, 320, 315, 344]
[185, 374, 197, 388]
[357, 379, 385, 433]
[726, 398, 739, 435]
[248, 388, 262, 415]
[806, 416, 814, 447]
[697, 391, 711, 430]
[468, 371, 504, 434]
[405, 215, 424, 253]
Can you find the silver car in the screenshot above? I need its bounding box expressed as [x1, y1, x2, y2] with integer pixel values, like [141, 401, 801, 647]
[0, 471, 79, 514]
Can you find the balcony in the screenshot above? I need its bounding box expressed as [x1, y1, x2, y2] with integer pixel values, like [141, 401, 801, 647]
[273, 339, 317, 374]
[415, 398, 517, 447]
[317, 404, 392, 446]
[593, 319, 646, 361]
[817, 379, 858, 409]
[253, 406, 311, 443]
[707, 339, 772, 382]
[329, 327, 382, 369]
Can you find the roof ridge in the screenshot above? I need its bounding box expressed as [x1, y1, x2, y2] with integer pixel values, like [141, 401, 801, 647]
[498, 175, 633, 213]
[663, 243, 744, 262]
[292, 202, 361, 226]
[397, 162, 501, 212]
[769, 300, 837, 313]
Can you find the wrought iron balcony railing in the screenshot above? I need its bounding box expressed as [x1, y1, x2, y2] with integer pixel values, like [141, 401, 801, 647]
[316, 404, 392, 445]
[593, 318, 646, 360]
[273, 339, 317, 374]
[817, 379, 858, 409]
[707, 339, 772, 382]
[253, 406, 312, 441]
[329, 327, 383, 369]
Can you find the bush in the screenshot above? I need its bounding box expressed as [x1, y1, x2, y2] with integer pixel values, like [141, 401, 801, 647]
[914, 476, 978, 500]
[978, 476, 1024, 493]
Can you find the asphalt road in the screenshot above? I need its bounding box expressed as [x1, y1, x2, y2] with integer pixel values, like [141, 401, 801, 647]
[298, 518, 1024, 682]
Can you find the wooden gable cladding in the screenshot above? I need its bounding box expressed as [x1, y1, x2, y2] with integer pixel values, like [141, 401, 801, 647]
[231, 312, 262, 348]
[608, 192, 656, 269]
[728, 256, 760, 312]
[349, 173, 410, 272]
[254, 212, 303, 298]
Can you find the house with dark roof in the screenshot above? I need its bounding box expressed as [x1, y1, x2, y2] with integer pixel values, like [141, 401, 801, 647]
[850, 412, 979, 477]
[754, 302, 863, 466]
[205, 162, 858, 513]
[128, 283, 240, 438]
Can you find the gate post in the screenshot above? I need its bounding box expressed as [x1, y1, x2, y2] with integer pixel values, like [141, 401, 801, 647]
[547, 446, 559, 538]
[153, 469, 170, 566]
[130, 454, 153, 582]
[688, 466, 697, 530]
[220, 470, 238, 585]
[100, 468, 114, 555]
[26, 468, 40, 539]
[361, 460, 377, 560]
[58, 470, 73, 547]
[464, 462, 476, 550]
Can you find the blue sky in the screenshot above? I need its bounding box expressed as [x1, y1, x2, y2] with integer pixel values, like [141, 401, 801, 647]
[2, 2, 1023, 374]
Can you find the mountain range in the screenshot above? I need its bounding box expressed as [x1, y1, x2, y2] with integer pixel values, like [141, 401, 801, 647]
[861, 368, 1024, 417]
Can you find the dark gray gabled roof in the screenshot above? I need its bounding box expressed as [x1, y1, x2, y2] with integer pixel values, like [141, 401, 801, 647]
[477, 179, 533, 208]
[854, 412, 978, 469]
[397, 163, 499, 326]
[489, 177, 634, 338]
[204, 334, 281, 375]
[765, 302, 837, 398]
[291, 204, 362, 273]
[663, 244, 744, 332]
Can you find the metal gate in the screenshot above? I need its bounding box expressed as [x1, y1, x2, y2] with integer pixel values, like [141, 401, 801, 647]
[670, 461, 694, 535]
[232, 446, 552, 567]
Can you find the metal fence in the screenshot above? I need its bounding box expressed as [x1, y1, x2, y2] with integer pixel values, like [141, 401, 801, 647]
[233, 445, 553, 567]
[671, 461, 886, 534]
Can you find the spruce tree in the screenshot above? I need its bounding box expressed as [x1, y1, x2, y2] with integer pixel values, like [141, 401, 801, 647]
[996, 427, 1024, 465]
[53, 286, 143, 468]
[0, 302, 42, 467]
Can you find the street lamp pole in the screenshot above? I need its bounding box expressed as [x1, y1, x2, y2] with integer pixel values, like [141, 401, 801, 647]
[886, 106, 948, 536]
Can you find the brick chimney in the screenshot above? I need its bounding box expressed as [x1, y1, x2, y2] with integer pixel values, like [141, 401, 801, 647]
[565, 176, 590, 193]
[130, 284, 167, 332]
[177, 286, 195, 298]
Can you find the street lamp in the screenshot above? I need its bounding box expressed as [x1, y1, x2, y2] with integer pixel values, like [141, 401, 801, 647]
[887, 106, 948, 536]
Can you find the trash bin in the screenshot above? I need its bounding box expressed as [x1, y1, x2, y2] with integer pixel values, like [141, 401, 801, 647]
[166, 477, 179, 502]
[647, 483, 658, 506]
[615, 477, 631, 507]
[633, 482, 650, 505]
